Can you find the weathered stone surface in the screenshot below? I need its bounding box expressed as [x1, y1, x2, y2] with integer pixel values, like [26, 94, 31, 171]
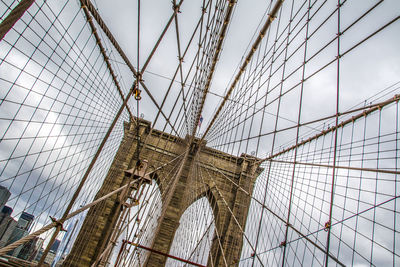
[63, 119, 262, 267]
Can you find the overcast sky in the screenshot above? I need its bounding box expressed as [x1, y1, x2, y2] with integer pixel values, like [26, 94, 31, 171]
[1, 0, 400, 266]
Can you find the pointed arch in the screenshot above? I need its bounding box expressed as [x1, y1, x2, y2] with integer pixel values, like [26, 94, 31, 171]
[166, 196, 216, 266]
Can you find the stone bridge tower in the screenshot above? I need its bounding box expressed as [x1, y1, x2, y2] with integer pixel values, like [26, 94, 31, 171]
[64, 119, 262, 266]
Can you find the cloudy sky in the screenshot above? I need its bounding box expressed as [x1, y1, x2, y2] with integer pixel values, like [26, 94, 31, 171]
[1, 0, 400, 266]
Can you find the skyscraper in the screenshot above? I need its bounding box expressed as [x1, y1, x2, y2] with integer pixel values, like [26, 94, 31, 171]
[17, 236, 42, 261]
[7, 211, 35, 257]
[0, 186, 11, 212]
[18, 212, 35, 231]
[0, 206, 17, 248]
[50, 239, 61, 253]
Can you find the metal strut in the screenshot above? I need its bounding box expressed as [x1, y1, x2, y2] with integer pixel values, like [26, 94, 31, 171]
[121, 240, 206, 267]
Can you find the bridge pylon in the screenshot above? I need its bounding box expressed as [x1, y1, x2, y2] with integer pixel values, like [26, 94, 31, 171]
[63, 118, 262, 266]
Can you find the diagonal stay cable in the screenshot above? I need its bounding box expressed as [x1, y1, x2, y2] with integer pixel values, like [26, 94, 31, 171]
[80, 0, 180, 135]
[236, 194, 400, 266]
[199, 162, 266, 267]
[36, 83, 136, 265]
[200, 0, 285, 142]
[191, 0, 237, 137]
[139, 0, 184, 73]
[0, 0, 35, 41]
[142, 146, 192, 265]
[195, 157, 229, 267]
[198, 157, 346, 266]
[0, 148, 185, 257]
[186, 0, 224, 134]
[172, 0, 190, 135]
[208, 94, 400, 147]
[97, 144, 188, 265]
[259, 94, 400, 164]
[1, 83, 135, 259]
[267, 159, 400, 176]
[80, 1, 135, 121]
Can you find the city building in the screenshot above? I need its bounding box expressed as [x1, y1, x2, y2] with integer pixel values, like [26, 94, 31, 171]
[53, 218, 80, 265]
[32, 238, 60, 265]
[50, 239, 61, 253]
[0, 186, 11, 212]
[6, 211, 35, 257]
[32, 237, 44, 261]
[17, 236, 42, 261]
[45, 250, 56, 266]
[0, 206, 17, 248]
[35, 248, 43, 262]
[17, 212, 34, 231]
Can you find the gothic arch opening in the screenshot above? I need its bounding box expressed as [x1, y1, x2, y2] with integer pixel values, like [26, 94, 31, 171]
[166, 196, 215, 266]
[110, 180, 162, 266]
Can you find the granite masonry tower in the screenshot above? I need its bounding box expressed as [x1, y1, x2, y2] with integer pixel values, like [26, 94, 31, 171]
[64, 119, 262, 266]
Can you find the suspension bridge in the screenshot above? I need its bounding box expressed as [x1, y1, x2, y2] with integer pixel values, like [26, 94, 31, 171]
[0, 0, 399, 266]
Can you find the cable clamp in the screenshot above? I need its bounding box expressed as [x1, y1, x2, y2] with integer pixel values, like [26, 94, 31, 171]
[172, 2, 181, 13]
[50, 216, 66, 232]
[324, 221, 331, 232]
[268, 14, 277, 22]
[279, 240, 286, 248]
[132, 199, 140, 206]
[133, 80, 142, 100]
